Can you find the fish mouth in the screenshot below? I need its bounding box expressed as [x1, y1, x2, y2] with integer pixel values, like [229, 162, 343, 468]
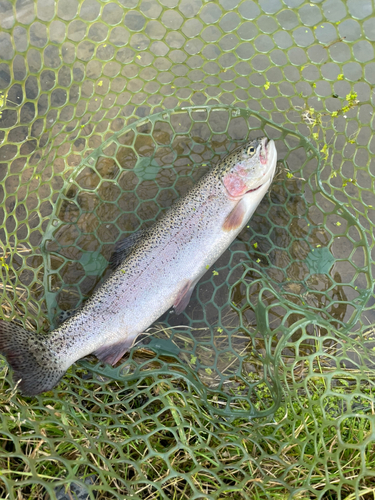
[222, 138, 277, 199]
[245, 184, 262, 194]
[245, 138, 277, 193]
[261, 138, 277, 178]
[259, 137, 269, 165]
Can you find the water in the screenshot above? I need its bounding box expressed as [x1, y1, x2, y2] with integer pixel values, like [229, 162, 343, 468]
[38, 106, 373, 399]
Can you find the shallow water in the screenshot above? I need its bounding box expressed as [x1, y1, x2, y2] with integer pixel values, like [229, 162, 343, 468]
[39, 108, 372, 394]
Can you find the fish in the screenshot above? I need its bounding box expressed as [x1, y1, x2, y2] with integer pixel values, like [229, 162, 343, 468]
[0, 137, 277, 396]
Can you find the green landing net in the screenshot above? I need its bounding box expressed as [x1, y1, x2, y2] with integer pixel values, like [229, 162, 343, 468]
[1, 0, 375, 499]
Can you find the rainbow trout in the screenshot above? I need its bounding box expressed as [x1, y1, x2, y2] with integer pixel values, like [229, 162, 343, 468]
[0, 137, 277, 395]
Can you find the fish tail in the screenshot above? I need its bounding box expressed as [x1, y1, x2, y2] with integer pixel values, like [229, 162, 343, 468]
[0, 320, 66, 396]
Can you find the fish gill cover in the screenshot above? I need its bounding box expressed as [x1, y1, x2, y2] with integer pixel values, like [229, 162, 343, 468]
[0, 1, 375, 499]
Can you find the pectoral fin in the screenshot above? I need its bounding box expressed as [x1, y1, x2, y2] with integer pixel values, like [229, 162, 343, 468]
[109, 229, 147, 269]
[222, 200, 246, 232]
[174, 280, 196, 315]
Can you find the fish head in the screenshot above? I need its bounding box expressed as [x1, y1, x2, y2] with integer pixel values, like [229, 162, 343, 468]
[220, 137, 277, 200]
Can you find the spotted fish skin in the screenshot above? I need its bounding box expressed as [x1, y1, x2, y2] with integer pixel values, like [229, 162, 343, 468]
[0, 137, 277, 395]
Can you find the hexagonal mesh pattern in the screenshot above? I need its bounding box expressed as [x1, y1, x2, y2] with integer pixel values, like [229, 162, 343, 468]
[1, 0, 375, 499]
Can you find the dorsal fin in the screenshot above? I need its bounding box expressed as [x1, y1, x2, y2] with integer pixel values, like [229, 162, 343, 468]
[109, 229, 146, 269]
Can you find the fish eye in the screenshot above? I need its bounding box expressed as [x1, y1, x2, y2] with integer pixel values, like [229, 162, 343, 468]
[247, 146, 255, 155]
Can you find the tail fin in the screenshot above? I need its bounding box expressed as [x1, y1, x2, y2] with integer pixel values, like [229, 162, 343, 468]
[0, 320, 66, 396]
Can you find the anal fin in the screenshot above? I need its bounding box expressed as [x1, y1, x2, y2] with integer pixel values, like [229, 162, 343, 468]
[94, 337, 136, 365]
[222, 200, 246, 232]
[174, 280, 196, 315]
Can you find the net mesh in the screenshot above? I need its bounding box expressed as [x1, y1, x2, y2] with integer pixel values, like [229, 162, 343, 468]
[1, 0, 375, 499]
